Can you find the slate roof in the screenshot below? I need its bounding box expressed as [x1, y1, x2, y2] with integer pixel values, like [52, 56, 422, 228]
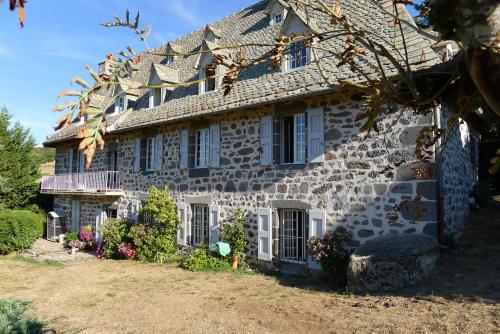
[45, 0, 440, 145]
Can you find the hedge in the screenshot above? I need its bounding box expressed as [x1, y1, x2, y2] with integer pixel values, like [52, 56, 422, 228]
[0, 210, 44, 255]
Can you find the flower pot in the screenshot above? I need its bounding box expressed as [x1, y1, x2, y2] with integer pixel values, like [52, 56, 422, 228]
[230, 255, 238, 269]
[71, 247, 77, 255]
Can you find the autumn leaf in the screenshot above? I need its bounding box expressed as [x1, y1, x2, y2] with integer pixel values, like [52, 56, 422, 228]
[53, 115, 69, 131]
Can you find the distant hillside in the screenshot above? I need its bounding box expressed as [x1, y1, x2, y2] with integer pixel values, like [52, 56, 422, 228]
[35, 147, 55, 164]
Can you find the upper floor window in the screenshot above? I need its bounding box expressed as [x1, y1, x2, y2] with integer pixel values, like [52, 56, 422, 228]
[166, 55, 175, 64]
[195, 128, 210, 168]
[146, 137, 156, 171]
[281, 113, 306, 164]
[273, 13, 283, 24]
[199, 66, 216, 94]
[284, 41, 310, 72]
[115, 95, 127, 114]
[149, 88, 163, 108]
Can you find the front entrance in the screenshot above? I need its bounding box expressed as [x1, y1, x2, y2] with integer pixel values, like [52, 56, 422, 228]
[192, 204, 209, 246]
[71, 200, 80, 232]
[279, 209, 308, 263]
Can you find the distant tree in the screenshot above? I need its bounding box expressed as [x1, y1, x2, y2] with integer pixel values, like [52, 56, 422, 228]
[413, 0, 431, 29]
[35, 147, 56, 164]
[0, 108, 41, 209]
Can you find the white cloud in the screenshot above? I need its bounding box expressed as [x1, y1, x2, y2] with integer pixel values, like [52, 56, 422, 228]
[159, 0, 203, 28]
[0, 45, 10, 57]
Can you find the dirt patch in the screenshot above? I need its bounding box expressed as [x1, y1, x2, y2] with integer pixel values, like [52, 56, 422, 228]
[1, 201, 499, 333]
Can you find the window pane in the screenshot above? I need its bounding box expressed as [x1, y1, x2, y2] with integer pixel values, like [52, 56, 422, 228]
[289, 41, 308, 70]
[195, 128, 210, 168]
[295, 114, 305, 163]
[282, 116, 294, 163]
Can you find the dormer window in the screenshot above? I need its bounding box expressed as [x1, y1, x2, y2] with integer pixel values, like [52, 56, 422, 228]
[283, 40, 310, 72]
[166, 55, 175, 64]
[199, 66, 217, 94]
[149, 88, 164, 108]
[268, 0, 287, 26]
[115, 95, 127, 114]
[274, 13, 283, 24]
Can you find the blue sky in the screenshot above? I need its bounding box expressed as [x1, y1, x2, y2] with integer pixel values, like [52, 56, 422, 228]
[0, 1, 419, 146]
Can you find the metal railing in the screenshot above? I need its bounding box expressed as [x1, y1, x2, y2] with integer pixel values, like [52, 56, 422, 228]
[41, 171, 122, 193]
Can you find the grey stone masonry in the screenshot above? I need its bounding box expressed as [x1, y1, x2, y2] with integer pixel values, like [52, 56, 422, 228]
[51, 90, 462, 267]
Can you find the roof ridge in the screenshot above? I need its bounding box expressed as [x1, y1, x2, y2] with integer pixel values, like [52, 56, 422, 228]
[147, 0, 269, 54]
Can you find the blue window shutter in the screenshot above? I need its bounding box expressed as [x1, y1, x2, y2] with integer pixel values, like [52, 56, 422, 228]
[155, 134, 164, 170]
[179, 129, 189, 169]
[307, 108, 324, 163]
[134, 138, 141, 172]
[209, 124, 220, 168]
[260, 116, 273, 166]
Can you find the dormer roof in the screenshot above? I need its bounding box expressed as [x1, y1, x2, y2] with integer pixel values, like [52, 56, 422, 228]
[203, 24, 222, 40]
[166, 42, 183, 56]
[266, 0, 290, 13]
[151, 64, 180, 84]
[194, 39, 230, 69]
[279, 8, 320, 36]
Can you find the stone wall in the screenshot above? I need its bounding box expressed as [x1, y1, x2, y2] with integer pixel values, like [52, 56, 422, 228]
[439, 109, 479, 239]
[52, 91, 451, 265]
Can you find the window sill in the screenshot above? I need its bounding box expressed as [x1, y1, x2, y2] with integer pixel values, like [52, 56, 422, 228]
[275, 163, 306, 170]
[189, 168, 209, 178]
[283, 65, 309, 74]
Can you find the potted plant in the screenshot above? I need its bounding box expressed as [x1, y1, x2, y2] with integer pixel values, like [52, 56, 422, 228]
[69, 240, 82, 255]
[221, 209, 247, 269]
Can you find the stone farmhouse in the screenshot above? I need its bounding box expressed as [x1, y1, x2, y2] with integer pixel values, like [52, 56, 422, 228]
[42, 0, 479, 269]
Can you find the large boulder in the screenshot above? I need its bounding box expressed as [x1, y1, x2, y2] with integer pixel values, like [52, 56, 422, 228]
[347, 234, 439, 292]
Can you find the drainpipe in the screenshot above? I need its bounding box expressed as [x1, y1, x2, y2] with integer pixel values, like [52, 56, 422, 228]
[434, 105, 445, 244]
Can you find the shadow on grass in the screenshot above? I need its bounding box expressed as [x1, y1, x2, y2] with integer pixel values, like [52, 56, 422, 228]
[253, 199, 500, 304]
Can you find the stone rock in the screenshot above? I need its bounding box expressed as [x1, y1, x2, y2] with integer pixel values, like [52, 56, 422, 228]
[324, 128, 342, 141]
[347, 234, 438, 292]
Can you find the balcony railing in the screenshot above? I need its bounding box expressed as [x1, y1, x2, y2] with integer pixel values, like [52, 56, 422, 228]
[41, 171, 123, 195]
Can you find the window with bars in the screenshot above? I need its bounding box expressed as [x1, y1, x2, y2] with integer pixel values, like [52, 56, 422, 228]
[195, 128, 210, 168]
[281, 113, 306, 164]
[192, 205, 209, 246]
[279, 209, 307, 263]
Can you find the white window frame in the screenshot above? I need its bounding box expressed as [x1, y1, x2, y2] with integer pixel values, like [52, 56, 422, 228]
[149, 88, 163, 108]
[195, 128, 210, 168]
[146, 137, 156, 171]
[281, 113, 306, 164]
[199, 66, 217, 95]
[283, 41, 311, 73]
[115, 95, 127, 114]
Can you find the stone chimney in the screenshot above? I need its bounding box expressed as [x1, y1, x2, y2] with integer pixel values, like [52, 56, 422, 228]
[97, 53, 115, 79]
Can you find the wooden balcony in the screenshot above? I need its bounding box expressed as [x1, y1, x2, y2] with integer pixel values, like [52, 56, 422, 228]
[40, 171, 123, 196]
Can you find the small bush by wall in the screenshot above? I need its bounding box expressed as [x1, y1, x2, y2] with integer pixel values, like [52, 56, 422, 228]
[0, 210, 44, 255]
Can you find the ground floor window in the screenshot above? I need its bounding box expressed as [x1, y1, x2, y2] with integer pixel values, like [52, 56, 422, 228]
[106, 207, 118, 219]
[192, 204, 209, 246]
[279, 209, 308, 263]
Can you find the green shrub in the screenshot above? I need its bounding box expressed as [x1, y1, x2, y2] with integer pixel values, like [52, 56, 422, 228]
[181, 248, 232, 272]
[0, 299, 45, 334]
[221, 209, 248, 259]
[128, 223, 178, 263]
[0, 210, 44, 255]
[63, 231, 79, 248]
[100, 219, 132, 259]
